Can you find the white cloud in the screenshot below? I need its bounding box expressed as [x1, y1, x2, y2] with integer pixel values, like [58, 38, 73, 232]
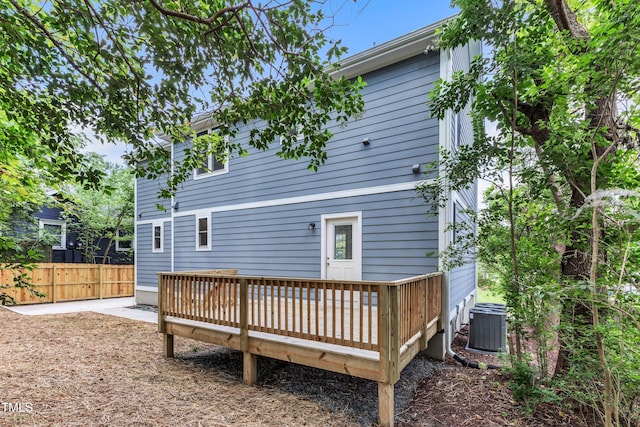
[72, 125, 129, 165]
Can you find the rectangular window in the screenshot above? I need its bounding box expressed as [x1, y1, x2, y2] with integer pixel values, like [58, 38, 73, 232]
[194, 129, 229, 178]
[39, 220, 66, 250]
[334, 224, 353, 260]
[152, 223, 163, 253]
[116, 229, 133, 252]
[279, 125, 304, 146]
[453, 111, 462, 150]
[196, 215, 211, 251]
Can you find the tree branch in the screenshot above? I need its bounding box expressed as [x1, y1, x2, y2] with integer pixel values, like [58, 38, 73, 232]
[147, 0, 250, 27]
[543, 0, 589, 42]
[8, 0, 106, 96]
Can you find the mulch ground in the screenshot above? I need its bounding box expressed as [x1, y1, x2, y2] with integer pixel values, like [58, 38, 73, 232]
[398, 329, 592, 427]
[0, 307, 591, 426]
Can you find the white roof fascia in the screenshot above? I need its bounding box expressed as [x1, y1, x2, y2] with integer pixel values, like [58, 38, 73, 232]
[330, 16, 451, 80]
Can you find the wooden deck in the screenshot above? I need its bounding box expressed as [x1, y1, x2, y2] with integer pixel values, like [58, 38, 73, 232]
[158, 270, 443, 427]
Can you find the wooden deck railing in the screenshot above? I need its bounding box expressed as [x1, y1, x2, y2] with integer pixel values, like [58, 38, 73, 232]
[159, 271, 442, 358]
[158, 270, 443, 427]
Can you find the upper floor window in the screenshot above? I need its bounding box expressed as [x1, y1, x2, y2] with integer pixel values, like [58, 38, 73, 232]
[39, 220, 66, 250]
[152, 223, 163, 253]
[194, 129, 229, 179]
[453, 111, 463, 150]
[279, 125, 304, 146]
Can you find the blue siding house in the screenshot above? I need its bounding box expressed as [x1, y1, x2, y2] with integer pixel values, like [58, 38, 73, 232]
[135, 19, 480, 353]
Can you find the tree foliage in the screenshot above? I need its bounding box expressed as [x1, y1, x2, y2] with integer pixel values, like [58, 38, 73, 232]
[1, 0, 365, 197]
[0, 106, 51, 304]
[63, 154, 134, 264]
[1, 1, 364, 300]
[423, 0, 640, 424]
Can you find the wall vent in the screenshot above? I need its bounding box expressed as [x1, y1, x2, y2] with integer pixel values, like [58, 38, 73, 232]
[468, 304, 507, 352]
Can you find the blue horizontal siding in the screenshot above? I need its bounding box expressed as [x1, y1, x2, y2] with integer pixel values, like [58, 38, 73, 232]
[168, 190, 438, 283]
[169, 53, 440, 213]
[136, 221, 171, 287]
[136, 175, 171, 220]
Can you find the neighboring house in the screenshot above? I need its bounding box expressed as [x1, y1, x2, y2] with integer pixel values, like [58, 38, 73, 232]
[34, 200, 133, 265]
[135, 19, 481, 351]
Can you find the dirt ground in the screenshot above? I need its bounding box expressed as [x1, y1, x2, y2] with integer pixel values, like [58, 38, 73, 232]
[0, 307, 589, 426]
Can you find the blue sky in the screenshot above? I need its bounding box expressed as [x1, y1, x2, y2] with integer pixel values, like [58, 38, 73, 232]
[90, 1, 458, 164]
[324, 1, 457, 55]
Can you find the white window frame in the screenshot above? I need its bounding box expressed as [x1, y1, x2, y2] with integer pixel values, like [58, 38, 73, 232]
[453, 111, 463, 150]
[193, 129, 230, 179]
[195, 214, 211, 251]
[279, 126, 304, 146]
[152, 222, 164, 253]
[39, 219, 66, 250]
[115, 229, 133, 252]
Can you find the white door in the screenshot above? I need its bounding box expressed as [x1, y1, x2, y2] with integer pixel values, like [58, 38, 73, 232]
[324, 215, 362, 281]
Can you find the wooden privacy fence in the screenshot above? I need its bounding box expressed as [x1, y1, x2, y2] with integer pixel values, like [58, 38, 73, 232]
[158, 271, 443, 427]
[1, 263, 135, 304]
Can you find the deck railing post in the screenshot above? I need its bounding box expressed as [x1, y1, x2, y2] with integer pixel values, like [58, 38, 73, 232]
[239, 277, 257, 385]
[378, 284, 390, 382]
[377, 282, 401, 427]
[158, 273, 174, 358]
[158, 273, 165, 333]
[420, 276, 429, 351]
[388, 284, 401, 384]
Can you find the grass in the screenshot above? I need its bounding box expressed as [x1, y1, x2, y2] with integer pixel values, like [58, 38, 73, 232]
[477, 285, 506, 305]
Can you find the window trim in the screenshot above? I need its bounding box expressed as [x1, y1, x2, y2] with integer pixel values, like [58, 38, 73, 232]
[115, 229, 133, 252]
[39, 219, 66, 250]
[279, 126, 304, 146]
[195, 214, 211, 251]
[152, 222, 164, 253]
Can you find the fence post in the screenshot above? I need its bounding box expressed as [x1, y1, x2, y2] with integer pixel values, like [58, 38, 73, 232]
[98, 265, 103, 299]
[51, 264, 57, 303]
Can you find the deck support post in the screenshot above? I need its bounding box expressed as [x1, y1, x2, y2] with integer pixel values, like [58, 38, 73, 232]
[243, 352, 257, 385]
[378, 284, 400, 426]
[163, 333, 174, 358]
[378, 382, 394, 427]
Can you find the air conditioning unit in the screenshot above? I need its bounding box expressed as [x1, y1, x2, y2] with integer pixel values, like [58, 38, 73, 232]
[468, 304, 507, 352]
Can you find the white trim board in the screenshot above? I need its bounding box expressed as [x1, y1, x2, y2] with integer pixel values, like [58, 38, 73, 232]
[173, 180, 432, 219]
